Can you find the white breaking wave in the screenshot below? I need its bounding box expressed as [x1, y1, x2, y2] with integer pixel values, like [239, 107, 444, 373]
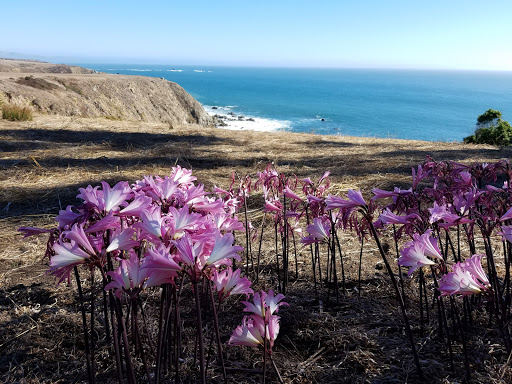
[167, 69, 183, 72]
[126, 69, 153, 72]
[204, 105, 290, 132]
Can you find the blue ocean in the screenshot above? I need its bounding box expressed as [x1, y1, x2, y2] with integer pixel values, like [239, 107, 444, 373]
[78, 64, 512, 142]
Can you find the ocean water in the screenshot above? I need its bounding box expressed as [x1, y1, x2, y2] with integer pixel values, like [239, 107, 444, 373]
[78, 64, 512, 142]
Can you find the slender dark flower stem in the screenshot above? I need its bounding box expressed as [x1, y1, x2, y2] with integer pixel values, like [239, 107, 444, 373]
[138, 298, 155, 356]
[89, 269, 97, 382]
[263, 329, 267, 384]
[291, 228, 299, 280]
[392, 225, 406, 302]
[174, 278, 184, 384]
[104, 253, 123, 384]
[282, 194, 288, 294]
[244, 193, 253, 275]
[269, 354, 284, 384]
[274, 221, 281, 292]
[444, 230, 459, 263]
[450, 297, 471, 382]
[304, 205, 318, 299]
[116, 297, 137, 384]
[315, 243, 323, 289]
[256, 213, 266, 282]
[132, 298, 152, 383]
[368, 220, 423, 379]
[155, 287, 166, 384]
[355, 236, 363, 297]
[422, 271, 430, 323]
[333, 226, 346, 296]
[102, 287, 111, 344]
[419, 269, 424, 337]
[329, 227, 339, 303]
[193, 280, 206, 384]
[208, 280, 228, 384]
[429, 266, 455, 372]
[74, 267, 95, 384]
[109, 290, 124, 384]
[484, 236, 512, 352]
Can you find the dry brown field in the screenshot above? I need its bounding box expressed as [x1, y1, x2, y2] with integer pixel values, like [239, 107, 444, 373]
[2, 115, 512, 383]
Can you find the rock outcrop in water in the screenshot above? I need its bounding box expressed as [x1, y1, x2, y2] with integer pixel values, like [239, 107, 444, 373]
[0, 59, 213, 127]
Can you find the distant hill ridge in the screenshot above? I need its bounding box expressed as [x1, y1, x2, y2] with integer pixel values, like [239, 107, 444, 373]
[0, 59, 213, 127]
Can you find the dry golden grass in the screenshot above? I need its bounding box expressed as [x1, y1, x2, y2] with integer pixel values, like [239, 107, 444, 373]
[2, 115, 512, 383]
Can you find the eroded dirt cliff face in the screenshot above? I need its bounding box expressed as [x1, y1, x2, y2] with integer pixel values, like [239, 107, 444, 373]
[0, 60, 213, 127]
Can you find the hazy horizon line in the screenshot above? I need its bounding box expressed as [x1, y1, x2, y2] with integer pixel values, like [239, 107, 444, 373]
[1, 51, 511, 73]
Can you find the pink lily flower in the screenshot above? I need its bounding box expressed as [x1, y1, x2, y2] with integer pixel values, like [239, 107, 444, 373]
[229, 314, 281, 351]
[379, 208, 419, 226]
[51, 241, 91, 270]
[211, 212, 245, 232]
[429, 201, 472, 226]
[229, 315, 265, 348]
[168, 206, 204, 239]
[77, 185, 103, 210]
[106, 228, 139, 253]
[157, 176, 179, 201]
[463, 254, 490, 287]
[439, 255, 490, 296]
[101, 181, 133, 213]
[242, 290, 288, 319]
[283, 186, 302, 201]
[413, 230, 443, 260]
[136, 206, 168, 240]
[264, 198, 283, 213]
[170, 165, 197, 186]
[105, 251, 148, 298]
[412, 164, 430, 190]
[212, 268, 253, 301]
[85, 212, 120, 233]
[55, 205, 82, 228]
[141, 244, 182, 287]
[325, 189, 367, 211]
[371, 187, 412, 200]
[398, 241, 435, 276]
[192, 197, 226, 214]
[64, 223, 97, 256]
[498, 225, 512, 243]
[205, 231, 243, 267]
[49, 240, 92, 283]
[119, 194, 153, 217]
[18, 227, 52, 238]
[183, 184, 207, 206]
[301, 217, 330, 245]
[500, 207, 512, 222]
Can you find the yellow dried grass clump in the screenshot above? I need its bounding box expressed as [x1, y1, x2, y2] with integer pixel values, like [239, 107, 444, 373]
[2, 104, 33, 121]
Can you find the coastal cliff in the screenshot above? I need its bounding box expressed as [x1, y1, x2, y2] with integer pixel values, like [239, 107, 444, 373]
[0, 59, 213, 127]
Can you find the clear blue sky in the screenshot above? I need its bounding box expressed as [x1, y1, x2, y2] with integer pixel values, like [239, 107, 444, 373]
[3, 0, 512, 70]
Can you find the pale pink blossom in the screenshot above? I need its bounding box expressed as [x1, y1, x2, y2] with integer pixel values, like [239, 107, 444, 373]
[439, 255, 490, 296]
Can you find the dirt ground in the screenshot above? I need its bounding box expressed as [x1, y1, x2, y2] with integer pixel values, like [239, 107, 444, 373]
[2, 115, 512, 383]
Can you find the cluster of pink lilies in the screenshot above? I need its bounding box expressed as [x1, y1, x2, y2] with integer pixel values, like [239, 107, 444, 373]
[21, 166, 285, 384]
[21, 157, 512, 382]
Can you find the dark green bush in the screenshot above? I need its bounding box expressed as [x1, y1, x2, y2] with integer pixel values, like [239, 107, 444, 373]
[1, 104, 33, 121]
[476, 108, 502, 125]
[464, 109, 512, 146]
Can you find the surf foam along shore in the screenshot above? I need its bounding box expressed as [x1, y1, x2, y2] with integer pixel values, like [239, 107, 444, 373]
[203, 105, 290, 132]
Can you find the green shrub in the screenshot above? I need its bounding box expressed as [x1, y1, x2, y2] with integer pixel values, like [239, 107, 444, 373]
[1, 104, 33, 121]
[476, 108, 502, 125]
[464, 109, 512, 146]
